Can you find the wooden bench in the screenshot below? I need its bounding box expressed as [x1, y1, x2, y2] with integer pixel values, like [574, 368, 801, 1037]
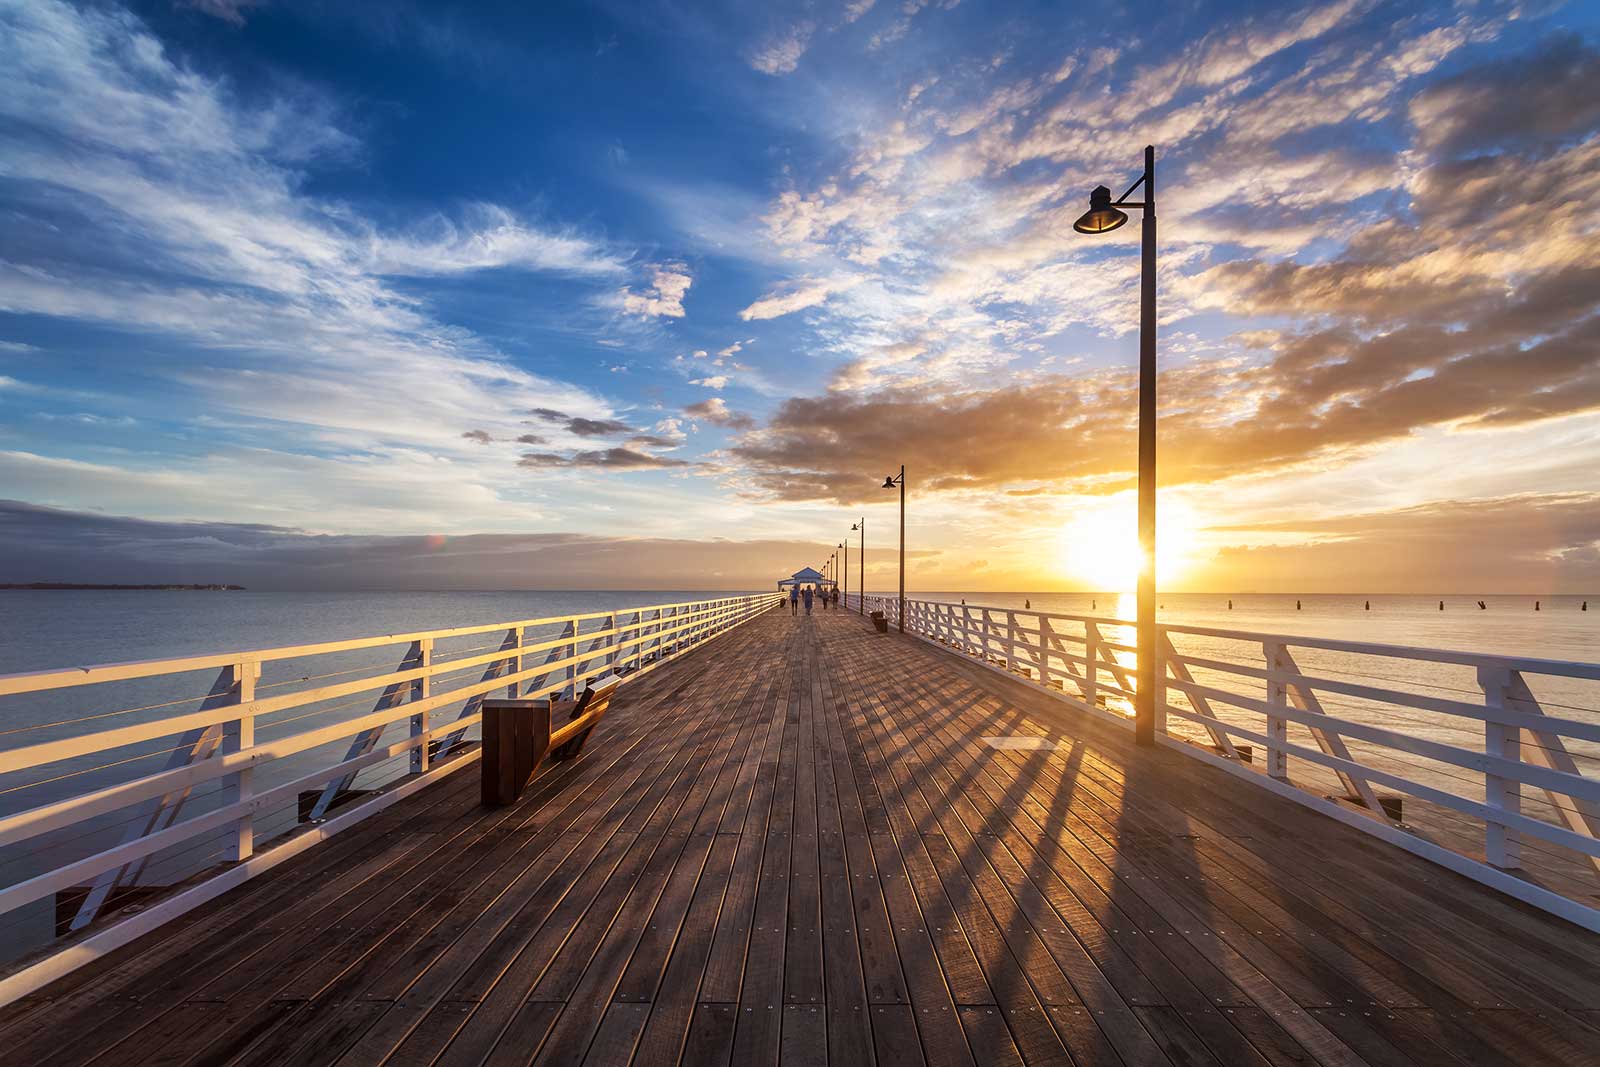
[480, 675, 622, 806]
[550, 675, 621, 761]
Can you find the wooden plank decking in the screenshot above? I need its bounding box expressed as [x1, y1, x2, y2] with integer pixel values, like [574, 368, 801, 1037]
[3, 605, 1600, 1065]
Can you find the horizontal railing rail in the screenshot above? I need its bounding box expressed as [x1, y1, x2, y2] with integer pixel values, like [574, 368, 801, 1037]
[847, 591, 1600, 933]
[0, 591, 783, 996]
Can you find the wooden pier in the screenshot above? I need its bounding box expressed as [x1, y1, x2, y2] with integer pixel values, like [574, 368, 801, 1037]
[3, 606, 1599, 1065]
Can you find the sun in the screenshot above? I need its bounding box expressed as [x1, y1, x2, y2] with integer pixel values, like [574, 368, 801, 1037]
[1056, 493, 1199, 590]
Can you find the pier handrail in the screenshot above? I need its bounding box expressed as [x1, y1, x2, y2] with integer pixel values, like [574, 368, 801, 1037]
[0, 591, 783, 975]
[850, 592, 1600, 933]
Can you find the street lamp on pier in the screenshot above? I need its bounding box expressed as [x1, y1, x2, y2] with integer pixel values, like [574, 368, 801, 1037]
[851, 520, 863, 615]
[881, 466, 905, 633]
[1074, 144, 1158, 747]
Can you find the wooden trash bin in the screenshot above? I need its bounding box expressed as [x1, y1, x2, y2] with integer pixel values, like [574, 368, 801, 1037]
[481, 698, 552, 807]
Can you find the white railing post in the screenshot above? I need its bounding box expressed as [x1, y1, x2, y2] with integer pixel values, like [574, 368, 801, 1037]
[1263, 640, 1288, 779]
[410, 637, 434, 774]
[1084, 622, 1098, 706]
[564, 618, 578, 699]
[1036, 614, 1052, 690]
[508, 627, 523, 698]
[220, 660, 259, 863]
[1480, 666, 1523, 869]
[1153, 628, 1167, 737]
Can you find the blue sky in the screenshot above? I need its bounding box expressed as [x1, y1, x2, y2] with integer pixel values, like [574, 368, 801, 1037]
[3, 0, 1600, 590]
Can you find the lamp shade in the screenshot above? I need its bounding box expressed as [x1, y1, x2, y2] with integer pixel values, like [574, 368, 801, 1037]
[1073, 185, 1128, 234]
[882, 476, 897, 488]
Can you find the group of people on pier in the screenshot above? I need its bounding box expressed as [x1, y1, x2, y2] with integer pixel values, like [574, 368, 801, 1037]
[788, 583, 839, 616]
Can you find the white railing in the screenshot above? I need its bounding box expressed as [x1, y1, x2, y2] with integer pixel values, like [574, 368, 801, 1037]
[0, 592, 782, 999]
[848, 593, 1600, 932]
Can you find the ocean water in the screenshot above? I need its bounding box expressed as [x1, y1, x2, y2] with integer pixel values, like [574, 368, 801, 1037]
[3, 588, 1592, 680]
[0, 589, 747, 677]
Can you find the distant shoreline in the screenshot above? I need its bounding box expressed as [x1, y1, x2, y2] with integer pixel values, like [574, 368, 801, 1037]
[0, 583, 245, 591]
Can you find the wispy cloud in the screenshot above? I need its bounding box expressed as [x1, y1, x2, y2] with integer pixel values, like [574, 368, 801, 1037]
[367, 205, 624, 276]
[684, 396, 755, 430]
[619, 264, 693, 318]
[738, 276, 858, 321]
[0, 499, 822, 589]
[179, 0, 263, 26]
[749, 21, 815, 75]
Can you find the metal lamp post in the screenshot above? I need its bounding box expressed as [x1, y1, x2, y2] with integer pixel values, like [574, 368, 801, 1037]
[851, 520, 863, 614]
[881, 466, 905, 633]
[840, 541, 847, 612]
[1074, 144, 1158, 746]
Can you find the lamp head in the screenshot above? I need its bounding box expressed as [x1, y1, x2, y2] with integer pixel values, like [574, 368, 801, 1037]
[882, 476, 897, 489]
[1073, 185, 1129, 235]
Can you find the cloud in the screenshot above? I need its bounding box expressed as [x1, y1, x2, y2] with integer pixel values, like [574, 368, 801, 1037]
[730, 281, 1600, 504]
[366, 204, 623, 277]
[684, 397, 756, 430]
[518, 447, 690, 471]
[619, 264, 693, 318]
[565, 417, 635, 437]
[749, 22, 814, 75]
[460, 429, 493, 445]
[525, 411, 635, 437]
[1409, 34, 1600, 158]
[625, 433, 681, 450]
[690, 376, 729, 390]
[842, 0, 876, 24]
[651, 416, 688, 442]
[0, 0, 617, 472]
[828, 339, 929, 391]
[179, 0, 262, 26]
[738, 276, 858, 321]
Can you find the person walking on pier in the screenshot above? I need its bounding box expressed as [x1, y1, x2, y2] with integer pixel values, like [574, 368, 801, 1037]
[802, 585, 814, 616]
[789, 584, 799, 616]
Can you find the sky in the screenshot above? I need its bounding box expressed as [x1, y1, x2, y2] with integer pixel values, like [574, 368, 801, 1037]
[1, 0, 1599, 592]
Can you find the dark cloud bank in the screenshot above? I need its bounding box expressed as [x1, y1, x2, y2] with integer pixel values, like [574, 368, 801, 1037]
[0, 501, 819, 590]
[6, 495, 1596, 593]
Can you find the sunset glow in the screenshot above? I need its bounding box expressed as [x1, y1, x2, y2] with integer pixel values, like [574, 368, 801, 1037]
[1056, 496, 1202, 592]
